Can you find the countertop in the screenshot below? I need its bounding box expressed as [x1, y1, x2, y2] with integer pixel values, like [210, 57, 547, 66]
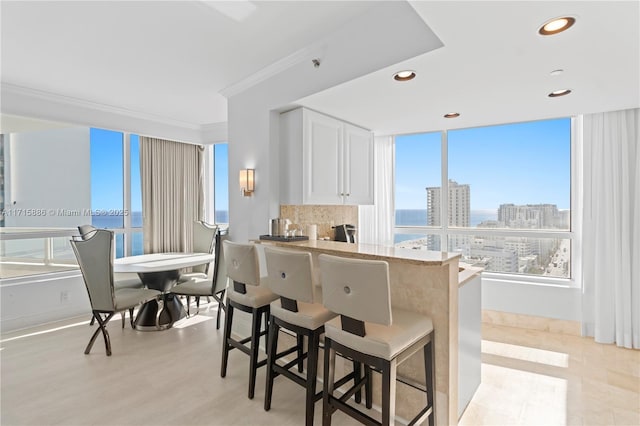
[256, 239, 461, 266]
[458, 263, 484, 287]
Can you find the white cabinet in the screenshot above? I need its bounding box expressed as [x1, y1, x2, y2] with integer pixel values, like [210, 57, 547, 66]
[280, 108, 374, 205]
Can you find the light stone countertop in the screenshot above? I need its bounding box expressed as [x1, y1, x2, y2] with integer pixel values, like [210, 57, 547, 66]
[256, 239, 461, 266]
[458, 263, 483, 287]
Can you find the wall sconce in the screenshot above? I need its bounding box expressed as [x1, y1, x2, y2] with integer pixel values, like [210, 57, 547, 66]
[239, 168, 255, 196]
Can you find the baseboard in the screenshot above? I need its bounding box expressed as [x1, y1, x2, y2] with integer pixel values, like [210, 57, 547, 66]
[482, 309, 581, 336]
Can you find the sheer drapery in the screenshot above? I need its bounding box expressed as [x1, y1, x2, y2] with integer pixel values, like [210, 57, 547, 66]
[581, 108, 640, 349]
[358, 135, 394, 246]
[140, 137, 204, 254]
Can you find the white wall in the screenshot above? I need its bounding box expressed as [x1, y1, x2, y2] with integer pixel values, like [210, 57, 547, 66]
[5, 127, 91, 228]
[482, 277, 581, 321]
[227, 2, 441, 243]
[0, 272, 89, 332]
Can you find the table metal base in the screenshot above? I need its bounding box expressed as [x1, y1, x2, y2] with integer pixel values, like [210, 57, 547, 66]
[134, 294, 187, 331]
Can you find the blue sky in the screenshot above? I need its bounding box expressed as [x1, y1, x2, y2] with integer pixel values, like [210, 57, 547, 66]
[91, 116, 570, 214]
[91, 128, 227, 213]
[214, 144, 229, 211]
[395, 118, 571, 210]
[90, 129, 141, 213]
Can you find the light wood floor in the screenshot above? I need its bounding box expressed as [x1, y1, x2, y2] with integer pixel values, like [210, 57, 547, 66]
[1, 302, 638, 426]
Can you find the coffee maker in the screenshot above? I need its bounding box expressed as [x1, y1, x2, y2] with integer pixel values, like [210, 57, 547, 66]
[333, 224, 357, 243]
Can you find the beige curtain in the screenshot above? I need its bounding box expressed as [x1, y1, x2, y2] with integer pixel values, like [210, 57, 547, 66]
[140, 137, 204, 253]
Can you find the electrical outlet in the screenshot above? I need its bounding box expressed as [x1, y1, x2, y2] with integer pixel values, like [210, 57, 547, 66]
[60, 291, 69, 303]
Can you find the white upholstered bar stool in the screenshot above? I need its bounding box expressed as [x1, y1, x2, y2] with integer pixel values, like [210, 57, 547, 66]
[262, 246, 339, 425]
[318, 254, 436, 426]
[221, 240, 278, 399]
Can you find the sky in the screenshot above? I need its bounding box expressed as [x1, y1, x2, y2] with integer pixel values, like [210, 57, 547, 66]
[90, 129, 142, 214]
[395, 117, 571, 211]
[91, 116, 570, 215]
[214, 143, 229, 211]
[91, 128, 226, 215]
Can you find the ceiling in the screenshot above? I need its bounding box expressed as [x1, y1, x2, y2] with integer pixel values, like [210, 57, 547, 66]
[1, 1, 639, 137]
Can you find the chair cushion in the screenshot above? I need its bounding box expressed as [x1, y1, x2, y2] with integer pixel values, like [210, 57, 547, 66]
[324, 308, 433, 361]
[270, 300, 337, 331]
[227, 279, 277, 309]
[114, 275, 144, 290]
[114, 288, 160, 311]
[171, 277, 212, 296]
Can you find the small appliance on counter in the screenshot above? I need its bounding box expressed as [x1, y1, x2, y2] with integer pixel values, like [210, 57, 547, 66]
[333, 224, 357, 243]
[269, 218, 291, 236]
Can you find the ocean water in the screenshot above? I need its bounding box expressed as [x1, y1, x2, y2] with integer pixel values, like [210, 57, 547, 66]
[92, 212, 143, 258]
[395, 209, 497, 227]
[91, 210, 496, 256]
[91, 211, 229, 258]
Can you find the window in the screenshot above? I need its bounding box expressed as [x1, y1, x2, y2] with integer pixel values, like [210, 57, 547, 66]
[129, 134, 143, 255]
[394, 132, 441, 247]
[90, 128, 124, 229]
[394, 118, 572, 279]
[213, 144, 228, 224]
[90, 129, 143, 257]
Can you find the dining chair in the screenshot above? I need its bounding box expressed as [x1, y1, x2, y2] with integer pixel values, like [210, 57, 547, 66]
[78, 224, 144, 328]
[71, 229, 161, 356]
[179, 221, 218, 282]
[171, 229, 229, 329]
[318, 254, 436, 426]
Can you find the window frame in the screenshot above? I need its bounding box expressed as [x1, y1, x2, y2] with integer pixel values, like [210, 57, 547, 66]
[393, 117, 579, 287]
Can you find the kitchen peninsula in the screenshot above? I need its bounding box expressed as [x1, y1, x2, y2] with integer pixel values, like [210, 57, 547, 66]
[256, 239, 481, 425]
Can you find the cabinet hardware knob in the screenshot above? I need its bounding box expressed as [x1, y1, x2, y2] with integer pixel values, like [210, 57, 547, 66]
[346, 193, 350, 196]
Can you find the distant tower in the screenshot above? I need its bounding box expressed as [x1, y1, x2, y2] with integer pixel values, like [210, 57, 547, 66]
[426, 180, 470, 250]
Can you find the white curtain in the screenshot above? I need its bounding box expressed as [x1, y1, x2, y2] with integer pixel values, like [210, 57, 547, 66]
[358, 135, 394, 246]
[140, 137, 204, 254]
[581, 108, 640, 349]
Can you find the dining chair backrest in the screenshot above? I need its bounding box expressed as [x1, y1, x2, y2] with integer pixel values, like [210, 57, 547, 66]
[211, 230, 229, 294]
[264, 246, 315, 304]
[71, 229, 115, 312]
[192, 221, 218, 275]
[318, 254, 392, 326]
[223, 240, 260, 287]
[78, 224, 97, 240]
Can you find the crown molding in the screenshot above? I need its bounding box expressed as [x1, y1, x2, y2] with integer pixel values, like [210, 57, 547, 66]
[200, 121, 228, 144]
[1, 83, 201, 131]
[220, 42, 326, 99]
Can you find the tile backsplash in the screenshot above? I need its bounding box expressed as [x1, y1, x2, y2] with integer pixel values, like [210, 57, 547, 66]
[279, 205, 358, 240]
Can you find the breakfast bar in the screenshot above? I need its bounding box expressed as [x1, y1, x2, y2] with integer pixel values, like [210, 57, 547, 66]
[257, 239, 482, 425]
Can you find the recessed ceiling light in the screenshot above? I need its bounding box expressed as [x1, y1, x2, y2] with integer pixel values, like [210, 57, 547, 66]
[548, 89, 572, 97]
[444, 112, 460, 118]
[538, 16, 575, 36]
[393, 70, 416, 81]
[550, 69, 564, 76]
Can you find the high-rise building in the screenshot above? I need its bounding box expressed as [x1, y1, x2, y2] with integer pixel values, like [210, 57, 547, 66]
[426, 180, 470, 250]
[497, 203, 564, 229]
[426, 179, 470, 227]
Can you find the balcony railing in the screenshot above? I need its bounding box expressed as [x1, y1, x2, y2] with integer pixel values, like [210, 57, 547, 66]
[0, 228, 79, 279]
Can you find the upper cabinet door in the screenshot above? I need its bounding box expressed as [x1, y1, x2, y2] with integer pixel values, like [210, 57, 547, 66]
[343, 123, 374, 205]
[280, 107, 374, 205]
[303, 110, 344, 204]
